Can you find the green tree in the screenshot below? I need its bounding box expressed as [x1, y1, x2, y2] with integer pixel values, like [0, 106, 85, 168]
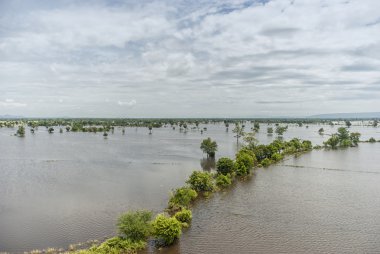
[152, 214, 182, 245]
[148, 125, 153, 135]
[174, 208, 192, 225]
[324, 134, 340, 149]
[318, 128, 324, 135]
[16, 125, 25, 137]
[200, 138, 218, 158]
[275, 126, 287, 136]
[232, 123, 245, 145]
[267, 127, 273, 134]
[186, 171, 214, 192]
[117, 210, 153, 241]
[215, 173, 232, 188]
[216, 157, 234, 175]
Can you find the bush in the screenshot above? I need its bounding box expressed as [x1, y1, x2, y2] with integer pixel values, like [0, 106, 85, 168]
[215, 173, 232, 187]
[216, 157, 234, 175]
[186, 171, 215, 192]
[152, 214, 182, 245]
[174, 208, 192, 225]
[261, 158, 272, 167]
[369, 137, 376, 143]
[168, 187, 197, 209]
[117, 210, 152, 241]
[271, 153, 283, 162]
[234, 160, 248, 176]
[74, 237, 146, 254]
[236, 151, 255, 171]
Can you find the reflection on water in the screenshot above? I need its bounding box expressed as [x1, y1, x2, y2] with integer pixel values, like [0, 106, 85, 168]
[200, 158, 216, 171]
[0, 122, 379, 253]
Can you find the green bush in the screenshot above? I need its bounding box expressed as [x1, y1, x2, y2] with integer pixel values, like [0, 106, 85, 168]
[168, 187, 197, 209]
[261, 158, 272, 167]
[215, 173, 232, 187]
[271, 153, 283, 162]
[117, 210, 152, 241]
[152, 214, 182, 246]
[73, 237, 146, 254]
[236, 151, 255, 172]
[216, 157, 234, 175]
[186, 171, 215, 192]
[369, 137, 376, 143]
[234, 160, 248, 176]
[174, 208, 192, 225]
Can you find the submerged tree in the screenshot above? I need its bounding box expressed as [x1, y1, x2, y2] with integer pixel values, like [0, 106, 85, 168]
[16, 125, 25, 137]
[200, 137, 217, 158]
[318, 128, 324, 135]
[267, 127, 273, 134]
[232, 123, 245, 145]
[148, 125, 153, 135]
[275, 126, 287, 136]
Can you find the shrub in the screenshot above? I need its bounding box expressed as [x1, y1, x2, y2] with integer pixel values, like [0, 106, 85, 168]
[271, 153, 283, 162]
[236, 151, 255, 171]
[261, 158, 272, 167]
[216, 157, 234, 175]
[215, 173, 232, 187]
[174, 208, 192, 225]
[168, 187, 197, 209]
[234, 160, 248, 176]
[152, 214, 182, 245]
[369, 137, 376, 143]
[186, 171, 215, 192]
[117, 210, 153, 241]
[74, 237, 146, 254]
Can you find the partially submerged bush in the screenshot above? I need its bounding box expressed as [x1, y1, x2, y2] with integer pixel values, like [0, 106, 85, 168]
[271, 153, 283, 162]
[117, 210, 152, 241]
[174, 208, 192, 226]
[152, 214, 182, 246]
[168, 187, 197, 210]
[215, 173, 232, 187]
[261, 158, 272, 167]
[369, 137, 376, 143]
[216, 157, 234, 175]
[234, 160, 248, 176]
[236, 151, 255, 173]
[72, 237, 146, 254]
[186, 171, 215, 192]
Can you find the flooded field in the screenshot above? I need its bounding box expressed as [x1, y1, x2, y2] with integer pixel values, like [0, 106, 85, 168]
[0, 122, 379, 253]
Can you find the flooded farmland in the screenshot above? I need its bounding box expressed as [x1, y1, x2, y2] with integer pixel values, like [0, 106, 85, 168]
[0, 122, 379, 253]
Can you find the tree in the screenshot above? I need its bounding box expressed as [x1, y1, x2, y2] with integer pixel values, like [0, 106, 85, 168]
[200, 138, 217, 158]
[186, 171, 214, 192]
[48, 127, 54, 133]
[267, 127, 273, 134]
[318, 128, 324, 135]
[174, 208, 192, 225]
[350, 132, 361, 146]
[324, 134, 340, 149]
[215, 173, 232, 188]
[152, 214, 182, 246]
[243, 132, 258, 148]
[16, 125, 25, 137]
[232, 123, 245, 145]
[253, 122, 260, 132]
[216, 157, 234, 175]
[275, 126, 287, 136]
[117, 210, 153, 241]
[373, 120, 378, 127]
[148, 125, 153, 135]
[345, 120, 352, 127]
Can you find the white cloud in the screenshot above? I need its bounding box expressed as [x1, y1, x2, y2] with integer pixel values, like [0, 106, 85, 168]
[0, 0, 379, 117]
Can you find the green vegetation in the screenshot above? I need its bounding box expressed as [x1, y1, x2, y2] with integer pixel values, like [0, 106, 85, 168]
[232, 123, 245, 144]
[152, 214, 182, 246]
[16, 125, 25, 137]
[215, 173, 233, 188]
[174, 208, 192, 226]
[216, 157, 234, 175]
[324, 127, 361, 148]
[200, 137, 218, 158]
[117, 210, 153, 242]
[168, 187, 197, 211]
[186, 171, 215, 192]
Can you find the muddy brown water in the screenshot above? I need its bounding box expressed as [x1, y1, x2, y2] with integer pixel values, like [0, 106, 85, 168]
[0, 122, 379, 253]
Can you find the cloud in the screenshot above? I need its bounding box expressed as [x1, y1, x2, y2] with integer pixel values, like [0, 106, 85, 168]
[0, 0, 379, 117]
[117, 99, 137, 107]
[0, 99, 27, 107]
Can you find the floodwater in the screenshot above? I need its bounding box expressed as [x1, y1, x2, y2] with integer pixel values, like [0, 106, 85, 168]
[0, 122, 379, 253]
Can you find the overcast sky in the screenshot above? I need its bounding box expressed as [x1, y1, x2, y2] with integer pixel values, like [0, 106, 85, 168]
[0, 0, 379, 118]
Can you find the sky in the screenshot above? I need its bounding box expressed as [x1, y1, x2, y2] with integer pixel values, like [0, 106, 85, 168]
[0, 0, 379, 118]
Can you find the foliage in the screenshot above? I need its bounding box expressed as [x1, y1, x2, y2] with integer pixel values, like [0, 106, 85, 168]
[275, 126, 287, 136]
[234, 160, 248, 176]
[324, 134, 340, 149]
[261, 158, 272, 167]
[16, 125, 25, 137]
[152, 214, 182, 246]
[168, 187, 197, 210]
[267, 127, 273, 134]
[200, 138, 218, 157]
[215, 173, 232, 187]
[71, 237, 146, 254]
[235, 150, 255, 173]
[271, 153, 283, 162]
[216, 157, 234, 175]
[318, 128, 324, 134]
[232, 123, 245, 143]
[174, 208, 192, 225]
[186, 171, 215, 192]
[117, 210, 153, 241]
[369, 137, 376, 143]
[324, 128, 361, 148]
[243, 132, 258, 147]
